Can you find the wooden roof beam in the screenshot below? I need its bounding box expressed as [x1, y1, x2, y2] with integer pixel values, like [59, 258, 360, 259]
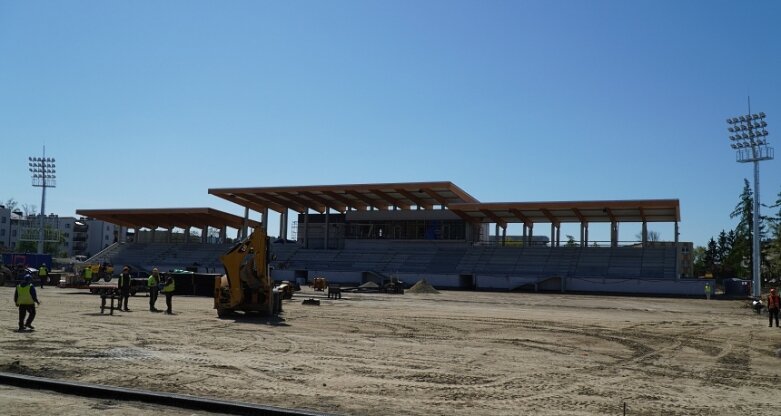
[272, 191, 325, 214]
[541, 209, 559, 226]
[211, 193, 270, 215]
[323, 190, 368, 211]
[370, 189, 410, 210]
[346, 190, 385, 210]
[420, 187, 448, 206]
[603, 207, 617, 223]
[509, 209, 533, 228]
[480, 209, 507, 228]
[571, 208, 587, 224]
[298, 191, 341, 213]
[394, 188, 433, 210]
[450, 208, 479, 224]
[253, 193, 306, 214]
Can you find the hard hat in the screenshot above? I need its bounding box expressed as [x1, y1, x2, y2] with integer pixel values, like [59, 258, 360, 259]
[152, 267, 159, 272]
[23, 274, 32, 281]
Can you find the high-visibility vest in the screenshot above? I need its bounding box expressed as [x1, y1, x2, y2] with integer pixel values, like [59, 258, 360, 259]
[148, 274, 159, 288]
[162, 278, 175, 293]
[119, 273, 131, 288]
[38, 266, 47, 276]
[16, 285, 34, 305]
[84, 268, 93, 279]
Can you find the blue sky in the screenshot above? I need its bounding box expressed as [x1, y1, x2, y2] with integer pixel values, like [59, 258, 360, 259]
[1, 0, 780, 246]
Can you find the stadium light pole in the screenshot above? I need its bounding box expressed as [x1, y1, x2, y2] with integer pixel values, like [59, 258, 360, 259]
[28, 146, 56, 254]
[726, 111, 772, 298]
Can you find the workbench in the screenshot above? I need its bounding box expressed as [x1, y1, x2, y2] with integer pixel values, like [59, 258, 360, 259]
[89, 283, 120, 315]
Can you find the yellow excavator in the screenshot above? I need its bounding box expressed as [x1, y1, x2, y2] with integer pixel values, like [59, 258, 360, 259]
[214, 226, 282, 318]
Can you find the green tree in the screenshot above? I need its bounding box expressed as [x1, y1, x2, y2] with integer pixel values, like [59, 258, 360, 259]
[692, 246, 707, 277]
[730, 179, 760, 279]
[704, 238, 717, 274]
[764, 188, 781, 280]
[565, 235, 577, 247]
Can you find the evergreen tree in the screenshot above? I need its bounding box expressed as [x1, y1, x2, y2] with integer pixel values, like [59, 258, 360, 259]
[716, 230, 730, 265]
[705, 238, 717, 273]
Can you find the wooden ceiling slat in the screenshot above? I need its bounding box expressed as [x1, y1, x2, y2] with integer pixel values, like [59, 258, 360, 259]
[370, 189, 410, 210]
[480, 209, 507, 228]
[256, 192, 306, 214]
[394, 188, 433, 210]
[323, 191, 368, 211]
[420, 187, 448, 206]
[277, 192, 327, 214]
[509, 209, 532, 228]
[346, 190, 385, 210]
[298, 192, 340, 214]
[75, 208, 258, 230]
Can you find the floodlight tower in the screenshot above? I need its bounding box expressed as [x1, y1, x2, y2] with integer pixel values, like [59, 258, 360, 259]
[726, 111, 772, 298]
[28, 146, 56, 254]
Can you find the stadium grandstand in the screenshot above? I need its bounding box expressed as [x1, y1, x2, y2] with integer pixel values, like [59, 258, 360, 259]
[76, 181, 708, 296]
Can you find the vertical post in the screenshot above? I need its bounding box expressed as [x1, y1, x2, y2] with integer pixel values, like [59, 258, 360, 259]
[242, 207, 249, 239]
[752, 159, 761, 297]
[727, 109, 772, 298]
[39, 174, 46, 254]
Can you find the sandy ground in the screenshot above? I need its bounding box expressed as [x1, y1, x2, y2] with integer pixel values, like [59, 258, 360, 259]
[0, 285, 779, 416]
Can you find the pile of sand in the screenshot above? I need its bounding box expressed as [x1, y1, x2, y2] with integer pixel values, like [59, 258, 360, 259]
[407, 279, 439, 294]
[359, 281, 379, 289]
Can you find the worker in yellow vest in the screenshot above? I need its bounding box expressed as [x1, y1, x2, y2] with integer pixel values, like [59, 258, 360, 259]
[84, 266, 93, 285]
[37, 264, 48, 289]
[15, 274, 40, 332]
[162, 275, 175, 315]
[147, 268, 161, 312]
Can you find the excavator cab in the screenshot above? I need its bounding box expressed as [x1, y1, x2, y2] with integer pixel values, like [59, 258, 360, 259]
[214, 226, 282, 317]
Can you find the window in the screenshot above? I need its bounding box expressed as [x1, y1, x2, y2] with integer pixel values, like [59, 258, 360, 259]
[65, 223, 70, 228]
[0, 229, 4, 236]
[11, 230, 16, 237]
[1, 216, 5, 223]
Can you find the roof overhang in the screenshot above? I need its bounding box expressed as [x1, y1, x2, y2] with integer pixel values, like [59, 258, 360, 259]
[75, 208, 259, 230]
[208, 181, 479, 214]
[449, 199, 680, 225]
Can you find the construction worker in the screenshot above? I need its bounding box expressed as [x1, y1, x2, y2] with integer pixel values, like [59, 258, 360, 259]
[161, 274, 175, 315]
[704, 283, 712, 300]
[147, 268, 161, 312]
[767, 288, 780, 328]
[37, 264, 48, 289]
[117, 266, 132, 312]
[83, 266, 93, 286]
[14, 274, 40, 331]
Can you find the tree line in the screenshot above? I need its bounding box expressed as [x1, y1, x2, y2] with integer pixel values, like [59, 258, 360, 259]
[694, 179, 781, 283]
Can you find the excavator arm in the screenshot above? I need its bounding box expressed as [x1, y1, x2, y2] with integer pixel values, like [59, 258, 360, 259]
[214, 226, 279, 317]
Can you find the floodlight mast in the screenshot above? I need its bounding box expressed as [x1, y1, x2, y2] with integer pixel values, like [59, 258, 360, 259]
[28, 146, 56, 254]
[726, 110, 772, 298]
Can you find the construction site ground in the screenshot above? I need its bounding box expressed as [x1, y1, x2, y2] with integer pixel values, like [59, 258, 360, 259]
[0, 285, 778, 416]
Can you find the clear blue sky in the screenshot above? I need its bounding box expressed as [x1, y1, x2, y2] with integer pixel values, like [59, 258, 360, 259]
[1, 1, 779, 247]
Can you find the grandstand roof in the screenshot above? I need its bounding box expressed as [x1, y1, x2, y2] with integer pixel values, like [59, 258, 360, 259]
[208, 181, 479, 214]
[75, 208, 259, 230]
[448, 199, 680, 227]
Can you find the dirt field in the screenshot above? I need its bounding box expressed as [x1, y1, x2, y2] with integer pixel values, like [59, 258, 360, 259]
[0, 285, 778, 416]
